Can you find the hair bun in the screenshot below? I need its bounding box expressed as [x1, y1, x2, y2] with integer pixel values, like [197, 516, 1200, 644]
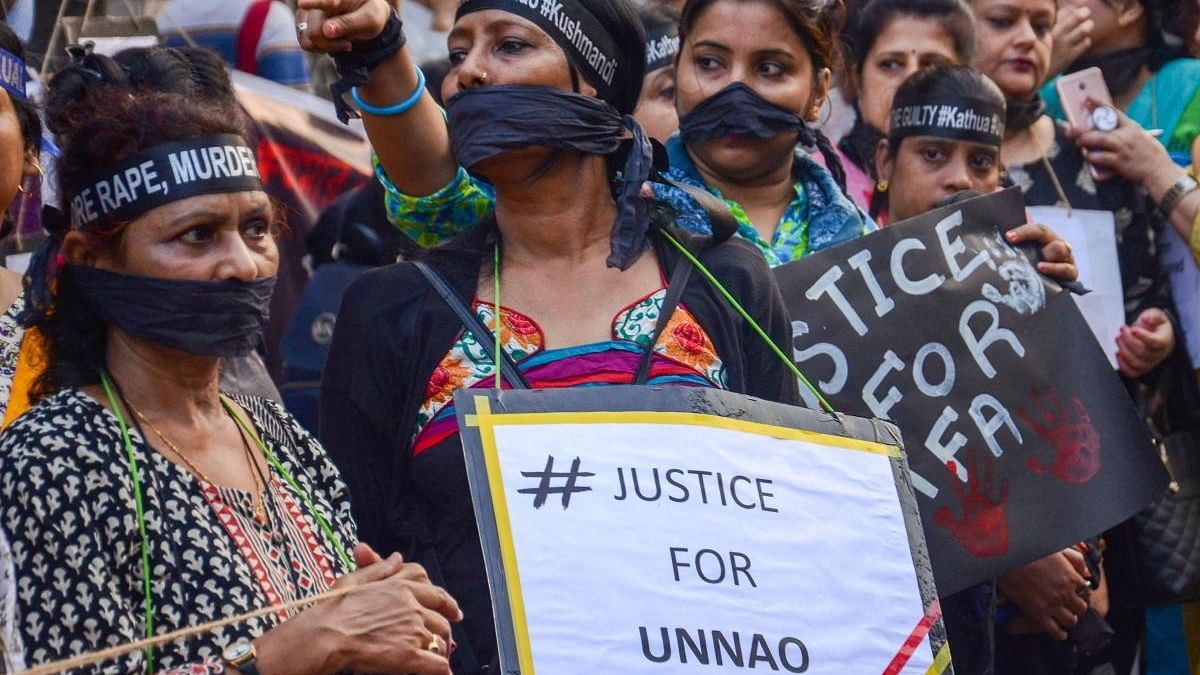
[45, 47, 130, 137]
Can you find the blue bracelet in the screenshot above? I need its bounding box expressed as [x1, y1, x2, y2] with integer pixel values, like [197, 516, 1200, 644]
[350, 66, 426, 116]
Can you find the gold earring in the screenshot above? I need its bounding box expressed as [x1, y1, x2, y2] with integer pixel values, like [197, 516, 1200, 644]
[16, 180, 29, 195]
[876, 180, 889, 193]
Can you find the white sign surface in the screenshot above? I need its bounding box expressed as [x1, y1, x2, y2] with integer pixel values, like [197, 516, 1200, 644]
[1027, 206, 1123, 368]
[473, 410, 945, 674]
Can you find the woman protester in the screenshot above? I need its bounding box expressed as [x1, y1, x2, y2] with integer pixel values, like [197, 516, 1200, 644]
[0, 23, 46, 674]
[970, 0, 1184, 668]
[873, 64, 1083, 675]
[300, 0, 801, 670]
[0, 53, 461, 675]
[0, 22, 44, 418]
[336, 0, 871, 265]
[653, 0, 875, 266]
[835, 0, 976, 218]
[1042, 0, 1200, 164]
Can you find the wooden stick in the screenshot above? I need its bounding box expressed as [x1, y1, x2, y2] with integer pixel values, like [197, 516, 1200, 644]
[16, 585, 357, 675]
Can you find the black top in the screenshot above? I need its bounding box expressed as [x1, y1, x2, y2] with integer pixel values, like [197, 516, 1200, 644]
[319, 222, 800, 672]
[1009, 121, 1174, 330]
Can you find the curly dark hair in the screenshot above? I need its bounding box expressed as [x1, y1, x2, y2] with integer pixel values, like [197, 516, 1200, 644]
[26, 49, 246, 400]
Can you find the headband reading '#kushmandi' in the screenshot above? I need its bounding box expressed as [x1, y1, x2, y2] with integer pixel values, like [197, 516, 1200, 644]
[457, 0, 623, 104]
[66, 134, 264, 231]
[888, 96, 1005, 148]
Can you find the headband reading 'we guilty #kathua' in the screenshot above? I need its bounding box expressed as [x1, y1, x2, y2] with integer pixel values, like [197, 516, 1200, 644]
[67, 134, 264, 231]
[888, 97, 1006, 148]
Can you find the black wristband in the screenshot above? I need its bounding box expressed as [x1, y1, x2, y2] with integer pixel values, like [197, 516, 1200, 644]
[330, 9, 407, 123]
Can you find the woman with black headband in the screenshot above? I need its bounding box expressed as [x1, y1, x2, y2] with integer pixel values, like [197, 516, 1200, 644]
[871, 65, 1084, 675]
[0, 24, 44, 672]
[0, 22, 43, 421]
[835, 0, 977, 219]
[300, 0, 800, 670]
[653, 0, 875, 267]
[0, 54, 461, 675]
[635, 4, 682, 142]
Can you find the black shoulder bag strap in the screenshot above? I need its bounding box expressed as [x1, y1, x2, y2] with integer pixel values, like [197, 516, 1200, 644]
[633, 232, 696, 384]
[413, 259, 531, 389]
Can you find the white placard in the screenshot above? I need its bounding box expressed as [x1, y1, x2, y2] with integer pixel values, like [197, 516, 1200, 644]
[467, 402, 947, 674]
[1027, 206, 1123, 368]
[1159, 225, 1200, 368]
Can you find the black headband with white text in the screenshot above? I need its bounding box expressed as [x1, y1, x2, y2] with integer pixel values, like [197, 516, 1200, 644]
[644, 24, 679, 72]
[67, 134, 264, 230]
[888, 97, 1005, 147]
[457, 0, 622, 103]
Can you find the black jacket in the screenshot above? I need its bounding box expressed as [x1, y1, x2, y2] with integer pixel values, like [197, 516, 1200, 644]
[319, 222, 800, 671]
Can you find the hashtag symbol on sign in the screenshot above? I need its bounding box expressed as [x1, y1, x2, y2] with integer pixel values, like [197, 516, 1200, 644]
[517, 455, 595, 510]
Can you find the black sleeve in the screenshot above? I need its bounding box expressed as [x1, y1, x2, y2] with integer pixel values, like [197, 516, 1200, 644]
[319, 271, 404, 556]
[704, 238, 802, 406]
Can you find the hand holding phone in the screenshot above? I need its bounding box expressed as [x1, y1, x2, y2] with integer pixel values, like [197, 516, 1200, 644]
[1056, 67, 1116, 181]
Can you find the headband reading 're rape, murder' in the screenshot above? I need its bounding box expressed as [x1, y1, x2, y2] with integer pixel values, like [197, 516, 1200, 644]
[67, 134, 264, 231]
[888, 97, 1005, 148]
[457, 0, 621, 103]
[0, 47, 26, 101]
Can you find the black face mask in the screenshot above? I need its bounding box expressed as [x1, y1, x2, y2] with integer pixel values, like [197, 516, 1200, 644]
[446, 85, 654, 270]
[67, 265, 275, 357]
[679, 82, 817, 146]
[677, 82, 851, 196]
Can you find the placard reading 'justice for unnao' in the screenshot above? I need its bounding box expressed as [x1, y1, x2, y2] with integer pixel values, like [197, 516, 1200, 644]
[774, 188, 1166, 596]
[456, 387, 953, 674]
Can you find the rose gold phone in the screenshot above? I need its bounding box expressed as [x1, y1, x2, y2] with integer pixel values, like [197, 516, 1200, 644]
[1056, 67, 1116, 181]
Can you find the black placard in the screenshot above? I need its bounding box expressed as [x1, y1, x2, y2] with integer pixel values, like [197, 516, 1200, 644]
[775, 188, 1167, 595]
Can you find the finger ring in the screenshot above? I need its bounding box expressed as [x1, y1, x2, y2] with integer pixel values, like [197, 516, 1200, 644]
[427, 637, 442, 655]
[296, 21, 309, 34]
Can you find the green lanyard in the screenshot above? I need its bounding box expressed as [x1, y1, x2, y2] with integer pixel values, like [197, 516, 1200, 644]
[658, 230, 832, 412]
[101, 372, 355, 672]
[489, 232, 831, 411]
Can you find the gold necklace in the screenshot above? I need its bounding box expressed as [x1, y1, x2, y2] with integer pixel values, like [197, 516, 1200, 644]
[133, 408, 268, 524]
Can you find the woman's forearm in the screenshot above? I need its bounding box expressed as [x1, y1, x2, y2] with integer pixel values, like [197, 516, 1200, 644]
[359, 49, 460, 196]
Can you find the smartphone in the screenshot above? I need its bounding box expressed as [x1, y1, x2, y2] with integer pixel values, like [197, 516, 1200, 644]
[1056, 67, 1116, 181]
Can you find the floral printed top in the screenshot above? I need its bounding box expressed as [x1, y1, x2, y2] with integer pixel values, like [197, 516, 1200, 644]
[0, 391, 356, 674]
[412, 288, 728, 455]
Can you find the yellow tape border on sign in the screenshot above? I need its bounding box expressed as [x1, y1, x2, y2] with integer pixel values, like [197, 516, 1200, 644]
[927, 643, 953, 674]
[466, 396, 902, 674]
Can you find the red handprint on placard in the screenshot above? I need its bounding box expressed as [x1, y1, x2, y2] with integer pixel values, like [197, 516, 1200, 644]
[933, 450, 1011, 558]
[1017, 386, 1101, 484]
